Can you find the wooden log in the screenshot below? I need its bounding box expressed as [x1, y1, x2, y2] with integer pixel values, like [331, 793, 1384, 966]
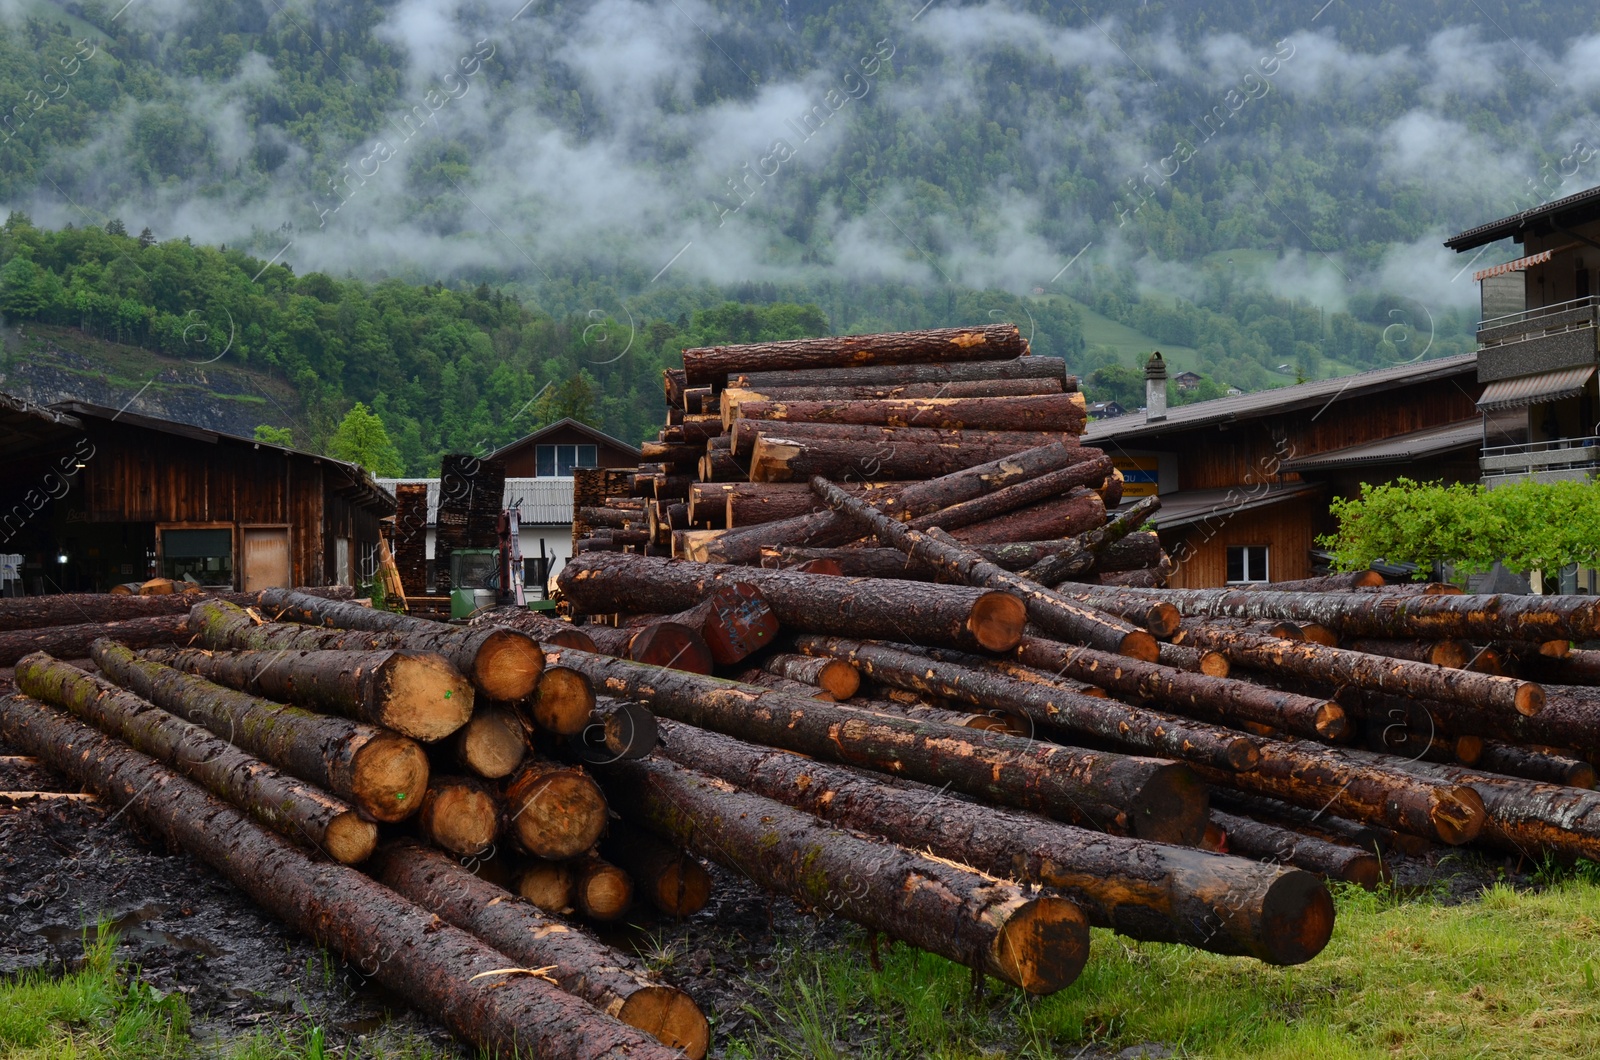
[656, 720, 1329, 963]
[416, 775, 498, 856]
[579, 506, 646, 530]
[810, 479, 1156, 660]
[682, 385, 713, 412]
[726, 377, 1062, 409]
[1189, 740, 1486, 845]
[0, 696, 686, 1060]
[556, 553, 1028, 655]
[732, 354, 1069, 391]
[844, 694, 1027, 733]
[668, 583, 780, 666]
[597, 753, 1090, 994]
[623, 621, 716, 674]
[1008, 636, 1345, 740]
[726, 482, 900, 527]
[515, 859, 575, 912]
[451, 706, 528, 780]
[729, 419, 1080, 457]
[1172, 624, 1544, 718]
[699, 450, 744, 482]
[683, 323, 1029, 385]
[1113, 585, 1600, 644]
[769, 533, 1164, 582]
[544, 645, 1208, 844]
[503, 759, 609, 859]
[732, 393, 1087, 433]
[142, 646, 474, 743]
[0, 614, 192, 668]
[1211, 811, 1384, 889]
[795, 636, 1258, 771]
[88, 640, 427, 823]
[749, 434, 1041, 482]
[902, 454, 1113, 533]
[212, 594, 544, 702]
[762, 652, 860, 699]
[1331, 687, 1600, 765]
[1238, 571, 1386, 592]
[1097, 567, 1168, 588]
[663, 367, 688, 407]
[14, 654, 376, 864]
[944, 490, 1107, 546]
[638, 441, 703, 465]
[1345, 638, 1472, 668]
[1211, 791, 1396, 855]
[692, 441, 1092, 564]
[1474, 742, 1596, 789]
[1512, 650, 1600, 686]
[527, 666, 598, 737]
[0, 586, 349, 632]
[484, 611, 598, 651]
[1160, 641, 1230, 677]
[731, 668, 834, 700]
[570, 698, 660, 764]
[601, 820, 712, 917]
[372, 839, 709, 1058]
[1024, 496, 1162, 587]
[573, 854, 634, 921]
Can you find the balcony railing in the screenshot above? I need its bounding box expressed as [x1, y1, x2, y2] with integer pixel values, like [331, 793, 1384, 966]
[1481, 435, 1600, 477]
[1478, 295, 1600, 345]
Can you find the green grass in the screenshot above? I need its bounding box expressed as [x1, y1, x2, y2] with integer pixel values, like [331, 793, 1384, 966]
[1057, 297, 1203, 373]
[725, 875, 1600, 1059]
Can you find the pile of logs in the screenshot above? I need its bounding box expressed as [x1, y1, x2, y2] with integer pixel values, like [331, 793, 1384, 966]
[15, 324, 1600, 1055]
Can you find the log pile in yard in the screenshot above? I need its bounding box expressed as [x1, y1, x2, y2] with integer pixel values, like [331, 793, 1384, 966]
[23, 324, 1600, 1054]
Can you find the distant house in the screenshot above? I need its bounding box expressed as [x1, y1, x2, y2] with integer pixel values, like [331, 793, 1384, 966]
[1225, 386, 1245, 397]
[378, 419, 640, 594]
[0, 392, 393, 594]
[1174, 371, 1204, 392]
[1088, 400, 1127, 419]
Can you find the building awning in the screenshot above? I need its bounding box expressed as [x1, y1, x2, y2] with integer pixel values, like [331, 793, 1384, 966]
[1475, 249, 1553, 282]
[1280, 421, 1483, 472]
[1475, 365, 1596, 412]
[1139, 482, 1323, 531]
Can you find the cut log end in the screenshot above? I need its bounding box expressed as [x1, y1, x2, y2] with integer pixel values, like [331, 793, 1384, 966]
[987, 895, 1090, 995]
[349, 733, 431, 823]
[377, 653, 475, 742]
[1133, 764, 1209, 846]
[968, 591, 1028, 652]
[325, 811, 380, 864]
[1199, 651, 1230, 677]
[1431, 785, 1487, 846]
[812, 659, 861, 700]
[617, 986, 712, 1060]
[1314, 703, 1348, 741]
[456, 707, 529, 779]
[628, 622, 715, 675]
[1117, 630, 1161, 663]
[1257, 869, 1336, 965]
[531, 667, 599, 736]
[1142, 602, 1181, 638]
[575, 858, 634, 921]
[506, 765, 609, 859]
[474, 629, 545, 701]
[649, 855, 712, 917]
[1515, 682, 1545, 717]
[515, 860, 575, 912]
[417, 777, 499, 857]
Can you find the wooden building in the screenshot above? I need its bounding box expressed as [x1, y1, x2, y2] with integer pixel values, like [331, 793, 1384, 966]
[490, 417, 641, 478]
[0, 392, 394, 594]
[1083, 354, 1482, 588]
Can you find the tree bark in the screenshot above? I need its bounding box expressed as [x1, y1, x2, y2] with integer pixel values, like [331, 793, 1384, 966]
[904, 455, 1112, 533]
[1238, 571, 1386, 592]
[144, 645, 474, 743]
[1008, 636, 1345, 740]
[1173, 624, 1544, 717]
[1112, 585, 1600, 643]
[543, 644, 1207, 844]
[653, 720, 1331, 964]
[1344, 638, 1472, 668]
[0, 695, 686, 1060]
[794, 636, 1258, 771]
[557, 552, 1028, 655]
[749, 434, 1041, 482]
[725, 377, 1062, 410]
[730, 419, 1081, 457]
[1211, 811, 1384, 889]
[600, 820, 713, 917]
[1023, 497, 1162, 586]
[809, 480, 1155, 660]
[768, 532, 1163, 581]
[0, 614, 192, 667]
[88, 639, 427, 823]
[730, 668, 835, 700]
[204, 595, 544, 702]
[15, 654, 376, 864]
[1159, 641, 1231, 677]
[762, 652, 861, 699]
[472, 611, 598, 653]
[732, 394, 1087, 433]
[942, 490, 1109, 545]
[1330, 687, 1600, 765]
[683, 323, 1029, 385]
[371, 838, 708, 1058]
[840, 695, 1028, 733]
[0, 586, 351, 631]
[597, 753, 1090, 994]
[1474, 741, 1596, 789]
[503, 759, 609, 859]
[451, 706, 528, 779]
[416, 774, 499, 856]
[717, 481, 900, 527]
[732, 354, 1068, 391]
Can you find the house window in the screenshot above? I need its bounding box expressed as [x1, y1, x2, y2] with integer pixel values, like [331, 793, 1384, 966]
[161, 528, 233, 586]
[535, 443, 598, 477]
[1226, 546, 1269, 584]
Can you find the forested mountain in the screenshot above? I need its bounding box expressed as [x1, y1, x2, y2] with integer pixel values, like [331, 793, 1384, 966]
[0, 1, 1590, 470]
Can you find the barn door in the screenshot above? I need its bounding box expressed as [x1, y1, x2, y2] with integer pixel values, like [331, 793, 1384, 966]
[242, 527, 291, 591]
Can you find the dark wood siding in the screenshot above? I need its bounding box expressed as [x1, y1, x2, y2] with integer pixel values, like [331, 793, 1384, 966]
[497, 425, 639, 477]
[1165, 496, 1319, 589]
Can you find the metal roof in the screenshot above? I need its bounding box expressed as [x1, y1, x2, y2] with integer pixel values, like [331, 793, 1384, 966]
[1142, 482, 1323, 531]
[1445, 183, 1600, 252]
[377, 477, 575, 525]
[1081, 354, 1478, 445]
[1476, 365, 1596, 412]
[1279, 420, 1483, 472]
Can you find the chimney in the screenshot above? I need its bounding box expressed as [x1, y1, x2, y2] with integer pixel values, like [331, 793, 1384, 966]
[1145, 351, 1168, 422]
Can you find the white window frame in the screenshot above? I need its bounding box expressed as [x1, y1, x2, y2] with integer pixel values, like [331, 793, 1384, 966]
[1226, 545, 1270, 584]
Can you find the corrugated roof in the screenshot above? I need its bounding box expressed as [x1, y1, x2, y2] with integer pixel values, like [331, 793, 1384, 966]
[1445, 183, 1600, 251]
[1279, 421, 1483, 472]
[1082, 354, 1478, 445]
[1143, 482, 1323, 531]
[377, 477, 574, 525]
[1476, 365, 1596, 412]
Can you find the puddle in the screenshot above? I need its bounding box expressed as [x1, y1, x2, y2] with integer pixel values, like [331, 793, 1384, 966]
[35, 902, 225, 958]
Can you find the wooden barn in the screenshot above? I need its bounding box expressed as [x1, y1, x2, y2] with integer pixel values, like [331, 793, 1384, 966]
[1084, 353, 1483, 587]
[0, 392, 394, 594]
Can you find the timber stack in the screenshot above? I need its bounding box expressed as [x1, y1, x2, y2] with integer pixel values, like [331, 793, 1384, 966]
[17, 324, 1600, 1054]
